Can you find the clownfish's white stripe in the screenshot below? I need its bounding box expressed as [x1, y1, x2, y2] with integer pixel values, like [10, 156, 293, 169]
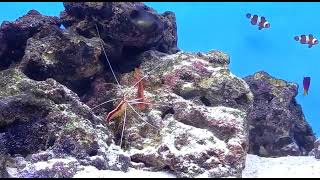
[256, 16, 261, 24]
[312, 38, 317, 44]
[305, 36, 309, 43]
[263, 21, 269, 27]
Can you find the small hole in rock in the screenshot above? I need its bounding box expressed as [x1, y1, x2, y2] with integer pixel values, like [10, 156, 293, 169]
[122, 45, 145, 58]
[88, 149, 98, 157]
[235, 94, 250, 106]
[130, 10, 139, 19]
[252, 144, 259, 154]
[200, 96, 211, 106]
[161, 107, 175, 119]
[67, 77, 94, 98]
[22, 61, 49, 81]
[162, 165, 174, 173]
[47, 135, 56, 148]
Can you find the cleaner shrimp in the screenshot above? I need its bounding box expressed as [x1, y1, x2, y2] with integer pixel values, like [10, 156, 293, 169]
[92, 24, 169, 148]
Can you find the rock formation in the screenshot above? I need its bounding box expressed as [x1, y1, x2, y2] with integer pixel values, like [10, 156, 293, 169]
[0, 68, 130, 178]
[60, 2, 179, 66]
[84, 50, 253, 177]
[0, 1, 317, 178]
[309, 138, 320, 159]
[0, 2, 253, 178]
[244, 71, 315, 157]
[0, 10, 60, 71]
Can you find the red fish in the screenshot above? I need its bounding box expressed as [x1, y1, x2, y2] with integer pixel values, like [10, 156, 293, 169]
[246, 13, 270, 30]
[303, 77, 311, 96]
[294, 34, 318, 48]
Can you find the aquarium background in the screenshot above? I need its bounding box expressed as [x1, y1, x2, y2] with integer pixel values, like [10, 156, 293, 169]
[0, 2, 319, 137]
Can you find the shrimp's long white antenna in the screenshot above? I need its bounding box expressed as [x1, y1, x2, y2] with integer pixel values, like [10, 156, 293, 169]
[128, 103, 159, 130]
[128, 98, 172, 107]
[95, 24, 122, 93]
[120, 107, 127, 148]
[129, 101, 172, 108]
[91, 98, 122, 110]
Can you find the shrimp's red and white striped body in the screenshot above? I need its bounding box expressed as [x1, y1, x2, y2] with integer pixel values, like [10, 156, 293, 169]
[105, 67, 147, 123]
[93, 24, 161, 148]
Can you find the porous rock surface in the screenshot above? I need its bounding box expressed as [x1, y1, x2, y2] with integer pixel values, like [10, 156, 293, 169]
[244, 71, 315, 157]
[86, 50, 253, 177]
[0, 1, 316, 178]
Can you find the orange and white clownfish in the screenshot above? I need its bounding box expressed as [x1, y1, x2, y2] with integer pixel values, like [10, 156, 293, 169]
[246, 13, 270, 30]
[294, 34, 318, 48]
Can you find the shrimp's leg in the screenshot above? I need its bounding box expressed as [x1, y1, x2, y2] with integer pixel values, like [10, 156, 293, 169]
[134, 67, 146, 110]
[129, 101, 172, 108]
[119, 107, 127, 148]
[91, 98, 122, 110]
[127, 103, 159, 130]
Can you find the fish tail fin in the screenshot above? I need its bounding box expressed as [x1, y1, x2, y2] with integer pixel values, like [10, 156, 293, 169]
[246, 13, 251, 19]
[303, 89, 308, 96]
[294, 36, 299, 41]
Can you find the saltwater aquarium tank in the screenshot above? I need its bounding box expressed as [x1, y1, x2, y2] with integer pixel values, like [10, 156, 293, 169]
[0, 2, 319, 178]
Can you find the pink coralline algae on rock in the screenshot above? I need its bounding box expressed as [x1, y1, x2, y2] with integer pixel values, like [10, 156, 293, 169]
[85, 50, 253, 178]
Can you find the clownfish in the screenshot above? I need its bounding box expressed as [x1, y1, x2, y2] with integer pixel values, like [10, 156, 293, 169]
[303, 77, 311, 96]
[246, 13, 270, 30]
[294, 34, 318, 48]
